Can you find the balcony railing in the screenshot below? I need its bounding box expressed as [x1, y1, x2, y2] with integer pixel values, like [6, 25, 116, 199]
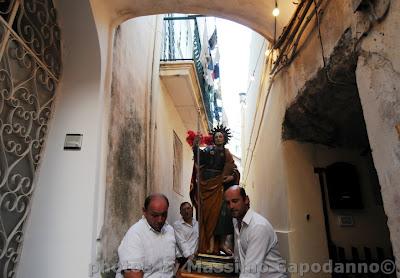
[161, 15, 219, 129]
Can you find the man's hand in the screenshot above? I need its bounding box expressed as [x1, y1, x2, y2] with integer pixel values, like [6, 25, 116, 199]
[220, 245, 233, 256]
[123, 270, 144, 278]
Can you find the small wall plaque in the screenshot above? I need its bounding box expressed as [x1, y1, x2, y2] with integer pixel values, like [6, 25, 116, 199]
[64, 134, 83, 150]
[338, 215, 354, 227]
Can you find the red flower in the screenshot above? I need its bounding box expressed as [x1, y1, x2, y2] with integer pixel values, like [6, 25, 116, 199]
[201, 134, 213, 146]
[186, 130, 213, 147]
[186, 130, 197, 146]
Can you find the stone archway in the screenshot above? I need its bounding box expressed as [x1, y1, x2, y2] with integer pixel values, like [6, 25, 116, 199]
[91, 0, 297, 42]
[93, 0, 400, 273]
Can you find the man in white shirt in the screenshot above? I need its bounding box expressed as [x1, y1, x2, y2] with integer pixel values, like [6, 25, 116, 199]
[116, 193, 177, 278]
[224, 186, 287, 278]
[173, 202, 199, 266]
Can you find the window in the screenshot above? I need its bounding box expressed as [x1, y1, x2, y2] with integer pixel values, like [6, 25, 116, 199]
[173, 131, 183, 195]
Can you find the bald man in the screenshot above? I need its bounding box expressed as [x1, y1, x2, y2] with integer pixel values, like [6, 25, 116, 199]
[225, 186, 287, 278]
[116, 194, 177, 278]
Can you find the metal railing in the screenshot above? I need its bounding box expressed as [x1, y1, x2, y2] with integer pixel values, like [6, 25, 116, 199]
[161, 15, 215, 129]
[0, 1, 61, 276]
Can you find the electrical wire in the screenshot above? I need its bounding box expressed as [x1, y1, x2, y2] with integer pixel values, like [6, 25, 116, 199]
[247, 40, 266, 92]
[242, 54, 277, 185]
[243, 0, 356, 181]
[313, 0, 356, 86]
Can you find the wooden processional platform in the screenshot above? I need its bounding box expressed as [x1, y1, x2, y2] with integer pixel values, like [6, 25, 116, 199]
[178, 253, 239, 278]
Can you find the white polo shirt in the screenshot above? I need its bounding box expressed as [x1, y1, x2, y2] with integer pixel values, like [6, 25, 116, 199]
[116, 218, 176, 278]
[173, 218, 199, 258]
[233, 209, 287, 278]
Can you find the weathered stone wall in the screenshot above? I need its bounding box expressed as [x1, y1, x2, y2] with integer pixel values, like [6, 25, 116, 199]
[278, 0, 400, 273]
[355, 0, 400, 274]
[100, 16, 157, 273]
[275, 0, 354, 104]
[245, 0, 399, 274]
[243, 1, 356, 273]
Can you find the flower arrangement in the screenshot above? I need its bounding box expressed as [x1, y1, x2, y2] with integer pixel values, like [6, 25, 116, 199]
[186, 130, 213, 147]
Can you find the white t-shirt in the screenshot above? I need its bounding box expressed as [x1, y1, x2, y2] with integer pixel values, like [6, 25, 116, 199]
[234, 209, 287, 278]
[116, 218, 177, 278]
[173, 218, 199, 258]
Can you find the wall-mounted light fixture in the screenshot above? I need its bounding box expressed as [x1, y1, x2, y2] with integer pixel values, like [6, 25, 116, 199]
[64, 134, 83, 150]
[239, 92, 247, 104]
[272, 0, 280, 17]
[272, 0, 279, 45]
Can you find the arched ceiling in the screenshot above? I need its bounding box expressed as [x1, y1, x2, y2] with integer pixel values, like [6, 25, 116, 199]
[92, 0, 297, 41]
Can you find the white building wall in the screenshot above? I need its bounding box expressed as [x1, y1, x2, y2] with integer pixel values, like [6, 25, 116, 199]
[17, 9, 196, 277]
[149, 16, 204, 228]
[153, 79, 197, 226]
[241, 32, 267, 170]
[17, 0, 103, 277]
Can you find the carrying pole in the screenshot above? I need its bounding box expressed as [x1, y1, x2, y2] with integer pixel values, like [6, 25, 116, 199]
[196, 108, 202, 252]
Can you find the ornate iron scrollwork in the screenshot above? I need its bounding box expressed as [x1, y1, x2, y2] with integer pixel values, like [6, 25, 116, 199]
[0, 0, 16, 21]
[14, 0, 61, 77]
[0, 0, 61, 276]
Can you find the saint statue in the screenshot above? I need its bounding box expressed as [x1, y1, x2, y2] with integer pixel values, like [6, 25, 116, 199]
[188, 125, 240, 255]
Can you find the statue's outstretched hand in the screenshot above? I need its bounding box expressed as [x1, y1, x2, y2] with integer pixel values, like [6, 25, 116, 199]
[223, 175, 234, 183]
[193, 134, 201, 146]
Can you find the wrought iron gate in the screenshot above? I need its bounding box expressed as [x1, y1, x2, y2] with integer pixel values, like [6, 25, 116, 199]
[0, 0, 61, 276]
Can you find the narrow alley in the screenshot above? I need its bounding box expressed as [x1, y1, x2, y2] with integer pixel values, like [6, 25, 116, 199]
[0, 0, 399, 277]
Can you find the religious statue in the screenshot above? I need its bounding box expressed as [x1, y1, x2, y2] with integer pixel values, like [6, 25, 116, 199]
[187, 124, 240, 255]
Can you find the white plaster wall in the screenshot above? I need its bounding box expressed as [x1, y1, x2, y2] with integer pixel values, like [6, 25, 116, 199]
[153, 79, 195, 225]
[244, 80, 289, 231]
[17, 0, 103, 277]
[88, 1, 115, 258]
[241, 32, 267, 165]
[244, 68, 330, 277]
[242, 74, 331, 277]
[282, 141, 330, 278]
[242, 71, 291, 261]
[149, 17, 195, 224]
